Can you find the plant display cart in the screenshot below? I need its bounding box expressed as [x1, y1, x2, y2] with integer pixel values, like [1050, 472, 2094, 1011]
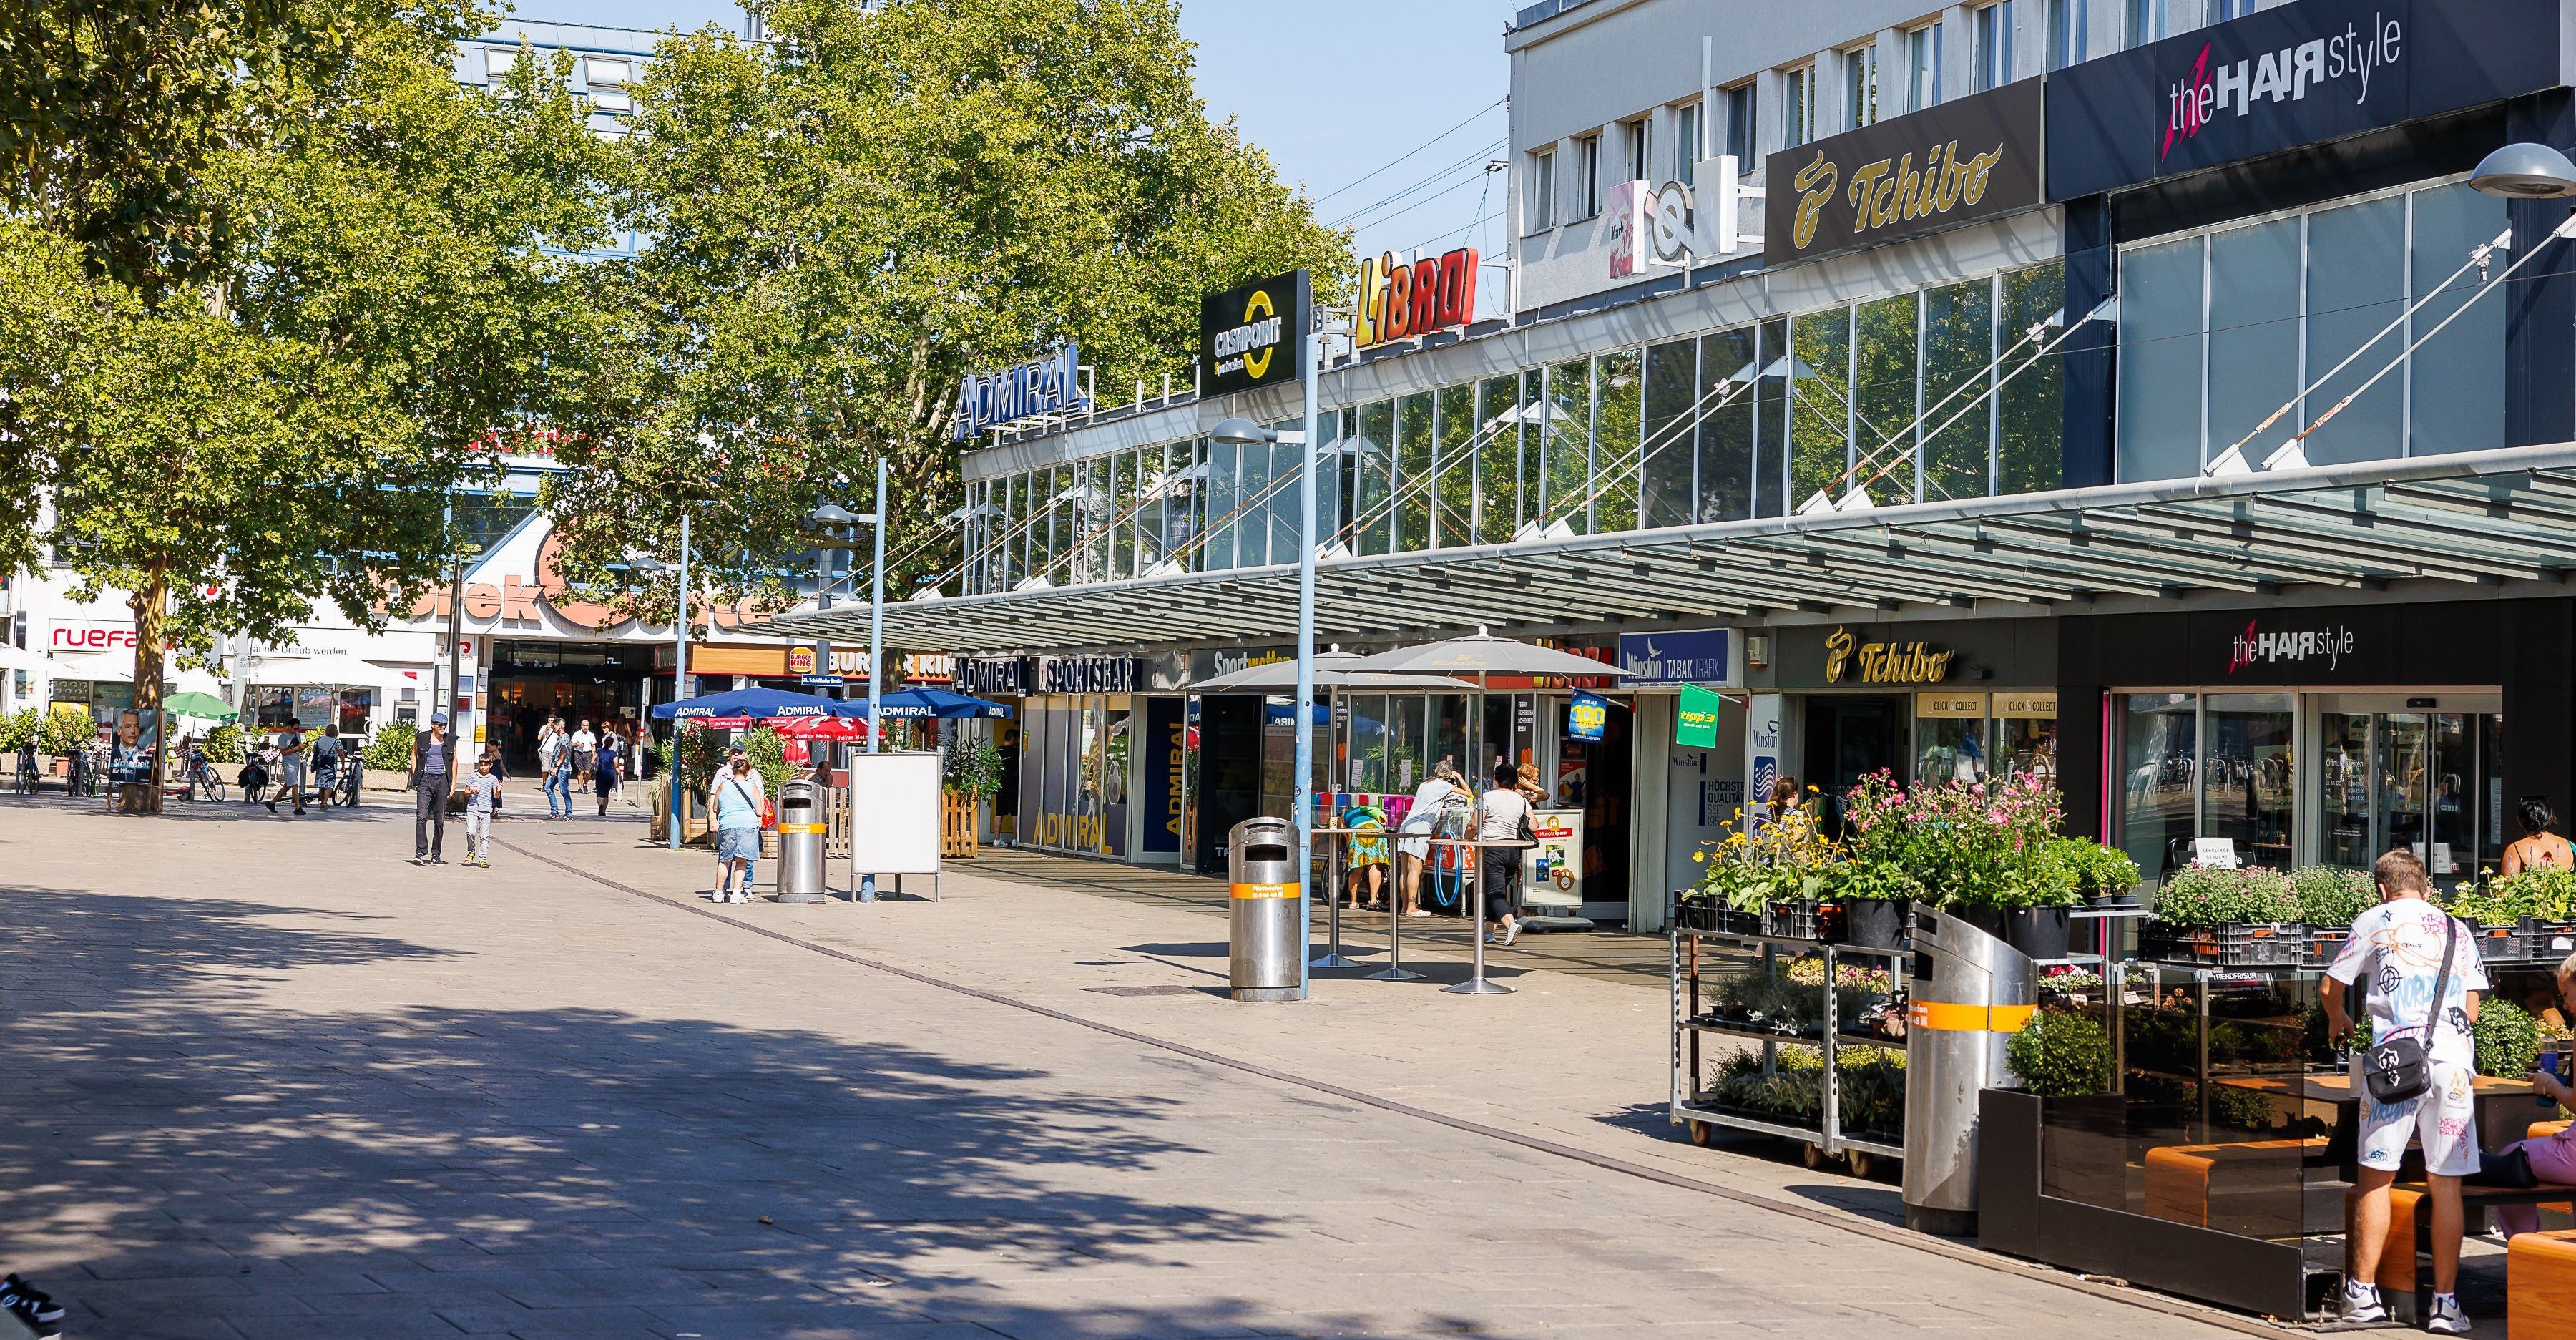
[1669, 926, 1909, 1175]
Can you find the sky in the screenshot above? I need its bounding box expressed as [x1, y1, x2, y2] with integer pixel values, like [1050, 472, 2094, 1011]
[497, 0, 1519, 275]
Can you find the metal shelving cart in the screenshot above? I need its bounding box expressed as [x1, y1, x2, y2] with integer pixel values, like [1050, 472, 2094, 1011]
[1668, 926, 1909, 1175]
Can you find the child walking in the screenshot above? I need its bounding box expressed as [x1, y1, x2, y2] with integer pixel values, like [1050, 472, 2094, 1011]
[464, 755, 503, 868]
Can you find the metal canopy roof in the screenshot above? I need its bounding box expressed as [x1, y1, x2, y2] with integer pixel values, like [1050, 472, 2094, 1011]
[764, 444, 2576, 655]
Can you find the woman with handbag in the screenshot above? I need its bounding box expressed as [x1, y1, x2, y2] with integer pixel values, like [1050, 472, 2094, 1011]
[710, 749, 765, 904]
[1473, 762, 1534, 948]
[2322, 848, 2487, 1334]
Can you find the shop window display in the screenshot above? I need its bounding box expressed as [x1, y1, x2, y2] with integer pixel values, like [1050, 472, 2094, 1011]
[2120, 693, 2199, 880]
[2200, 693, 2292, 873]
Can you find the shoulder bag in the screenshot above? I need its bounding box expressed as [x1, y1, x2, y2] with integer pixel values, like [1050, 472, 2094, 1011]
[2363, 914, 2457, 1105]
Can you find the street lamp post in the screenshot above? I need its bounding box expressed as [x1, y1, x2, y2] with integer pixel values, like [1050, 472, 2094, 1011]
[1212, 344, 1322, 996]
[813, 461, 888, 900]
[631, 511, 691, 852]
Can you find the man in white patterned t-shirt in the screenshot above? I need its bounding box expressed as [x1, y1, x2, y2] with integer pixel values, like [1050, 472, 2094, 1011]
[2322, 848, 2484, 1334]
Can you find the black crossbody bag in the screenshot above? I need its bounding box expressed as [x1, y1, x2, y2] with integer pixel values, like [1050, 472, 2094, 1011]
[2364, 914, 2457, 1105]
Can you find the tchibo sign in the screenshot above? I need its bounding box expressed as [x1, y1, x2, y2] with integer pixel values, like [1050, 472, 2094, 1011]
[952, 343, 1087, 441]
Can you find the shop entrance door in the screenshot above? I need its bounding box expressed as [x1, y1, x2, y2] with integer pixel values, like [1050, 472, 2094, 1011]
[2319, 706, 2502, 887]
[489, 640, 648, 772]
[1804, 697, 1904, 838]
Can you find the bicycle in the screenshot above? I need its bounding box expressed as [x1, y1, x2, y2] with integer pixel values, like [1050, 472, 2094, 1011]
[188, 751, 227, 802]
[338, 757, 363, 808]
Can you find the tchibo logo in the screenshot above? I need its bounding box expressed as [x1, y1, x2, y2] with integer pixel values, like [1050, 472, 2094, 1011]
[2164, 13, 2404, 160]
[2228, 619, 2357, 674]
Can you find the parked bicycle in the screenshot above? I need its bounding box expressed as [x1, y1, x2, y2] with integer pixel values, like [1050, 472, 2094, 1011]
[338, 754, 363, 807]
[187, 746, 227, 802]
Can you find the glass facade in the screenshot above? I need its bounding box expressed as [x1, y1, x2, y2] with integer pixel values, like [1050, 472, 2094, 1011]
[2115, 180, 2507, 481]
[961, 261, 2065, 593]
[1016, 693, 1131, 857]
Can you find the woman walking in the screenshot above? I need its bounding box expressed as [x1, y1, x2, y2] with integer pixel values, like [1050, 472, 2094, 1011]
[593, 730, 622, 816]
[1474, 762, 1533, 948]
[711, 749, 765, 904]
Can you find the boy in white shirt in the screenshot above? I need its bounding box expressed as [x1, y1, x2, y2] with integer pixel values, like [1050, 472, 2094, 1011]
[462, 755, 504, 869]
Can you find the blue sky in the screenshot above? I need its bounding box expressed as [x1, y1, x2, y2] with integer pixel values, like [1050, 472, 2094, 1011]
[500, 1, 1517, 268]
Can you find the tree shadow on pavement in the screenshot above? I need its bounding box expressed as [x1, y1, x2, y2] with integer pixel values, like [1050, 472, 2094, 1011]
[0, 884, 1509, 1340]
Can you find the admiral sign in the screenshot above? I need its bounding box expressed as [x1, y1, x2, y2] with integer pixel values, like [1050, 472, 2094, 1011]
[952, 343, 1087, 441]
[2045, 0, 2563, 199]
[1766, 79, 2046, 265]
[1200, 270, 1310, 396]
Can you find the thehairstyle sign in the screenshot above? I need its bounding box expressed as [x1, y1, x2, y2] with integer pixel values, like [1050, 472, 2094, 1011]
[2046, 0, 2562, 199]
[1765, 79, 2045, 265]
[1356, 247, 1477, 348]
[1200, 270, 1310, 396]
[952, 343, 1088, 441]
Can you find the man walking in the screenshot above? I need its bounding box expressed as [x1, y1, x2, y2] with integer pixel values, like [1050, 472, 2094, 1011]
[572, 718, 598, 796]
[266, 722, 308, 815]
[410, 712, 460, 864]
[539, 718, 571, 819]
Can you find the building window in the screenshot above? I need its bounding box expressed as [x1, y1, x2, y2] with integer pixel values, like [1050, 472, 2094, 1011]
[2046, 0, 2084, 69]
[2125, 0, 2164, 48]
[582, 57, 631, 87]
[1844, 44, 1879, 129]
[2114, 180, 2509, 482]
[1975, 2, 2014, 90]
[1905, 23, 1944, 112]
[1576, 134, 1600, 219]
[2210, 0, 2257, 18]
[1675, 102, 1702, 184]
[1529, 149, 1556, 230]
[1723, 83, 1756, 167]
[1625, 119, 1649, 183]
[1782, 66, 1816, 149]
[484, 47, 517, 79]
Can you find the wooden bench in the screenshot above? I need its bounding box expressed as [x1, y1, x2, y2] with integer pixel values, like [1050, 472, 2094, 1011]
[2353, 1180, 2576, 1325]
[2142, 1138, 2324, 1230]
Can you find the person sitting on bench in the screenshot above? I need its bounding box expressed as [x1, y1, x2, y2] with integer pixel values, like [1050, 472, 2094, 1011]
[2491, 951, 2576, 1238]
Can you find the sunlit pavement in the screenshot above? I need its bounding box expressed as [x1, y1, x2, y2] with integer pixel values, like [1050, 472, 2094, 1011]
[0, 796, 2282, 1339]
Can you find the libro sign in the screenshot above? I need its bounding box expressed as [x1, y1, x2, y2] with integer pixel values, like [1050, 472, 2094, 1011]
[1766, 79, 2045, 265]
[1200, 270, 1310, 396]
[1355, 248, 1477, 350]
[952, 343, 1086, 441]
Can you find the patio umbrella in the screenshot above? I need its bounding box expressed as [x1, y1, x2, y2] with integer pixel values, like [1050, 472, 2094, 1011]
[162, 691, 237, 722]
[1192, 650, 1479, 693]
[650, 686, 843, 721]
[772, 715, 868, 741]
[1340, 627, 1640, 679]
[847, 688, 1016, 720]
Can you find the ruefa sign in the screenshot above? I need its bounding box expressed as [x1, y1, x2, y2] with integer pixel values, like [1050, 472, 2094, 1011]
[951, 343, 1088, 441]
[1200, 270, 1310, 396]
[2045, 0, 2562, 199]
[1355, 248, 1477, 349]
[1766, 79, 2045, 265]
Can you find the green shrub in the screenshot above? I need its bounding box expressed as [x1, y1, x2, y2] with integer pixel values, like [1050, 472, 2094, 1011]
[0, 709, 38, 752]
[2152, 864, 2298, 926]
[36, 708, 94, 756]
[2457, 868, 2576, 924]
[942, 735, 1004, 798]
[2007, 1009, 2115, 1097]
[202, 722, 246, 763]
[2476, 999, 2545, 1079]
[361, 729, 414, 771]
[743, 725, 794, 794]
[2290, 865, 2376, 927]
[2045, 838, 2141, 899]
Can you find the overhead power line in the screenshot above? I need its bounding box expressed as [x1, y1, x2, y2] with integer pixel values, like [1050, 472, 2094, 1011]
[1308, 97, 1507, 208]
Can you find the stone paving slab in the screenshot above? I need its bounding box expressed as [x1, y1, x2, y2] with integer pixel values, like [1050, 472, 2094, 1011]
[0, 796, 2302, 1339]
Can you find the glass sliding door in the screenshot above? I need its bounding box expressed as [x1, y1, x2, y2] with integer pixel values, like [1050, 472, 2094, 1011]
[2120, 693, 2198, 879]
[2202, 693, 2293, 871]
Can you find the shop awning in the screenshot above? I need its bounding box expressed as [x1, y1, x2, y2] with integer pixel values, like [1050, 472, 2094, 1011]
[763, 444, 2576, 655]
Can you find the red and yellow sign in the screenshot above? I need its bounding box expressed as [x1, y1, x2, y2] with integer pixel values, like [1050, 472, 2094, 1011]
[1356, 246, 1478, 349]
[787, 646, 817, 675]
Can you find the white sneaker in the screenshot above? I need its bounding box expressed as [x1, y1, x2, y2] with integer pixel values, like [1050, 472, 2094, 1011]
[2341, 1283, 2387, 1324]
[2426, 1293, 2470, 1335]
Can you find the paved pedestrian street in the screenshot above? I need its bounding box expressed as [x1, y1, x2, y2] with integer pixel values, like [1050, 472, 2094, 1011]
[3, 800, 2281, 1339]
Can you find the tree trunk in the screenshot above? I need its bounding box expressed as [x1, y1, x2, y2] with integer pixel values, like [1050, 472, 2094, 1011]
[127, 568, 167, 814]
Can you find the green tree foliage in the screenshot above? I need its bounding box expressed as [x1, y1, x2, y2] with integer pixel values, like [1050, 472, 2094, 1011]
[0, 3, 614, 806]
[544, 0, 1352, 613]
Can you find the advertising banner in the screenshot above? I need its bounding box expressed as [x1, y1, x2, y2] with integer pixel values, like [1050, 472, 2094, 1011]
[1567, 690, 1609, 743]
[1200, 270, 1310, 396]
[1766, 78, 2046, 265]
[2045, 0, 2563, 200]
[1675, 683, 1723, 750]
[107, 706, 158, 786]
[1617, 627, 1733, 684]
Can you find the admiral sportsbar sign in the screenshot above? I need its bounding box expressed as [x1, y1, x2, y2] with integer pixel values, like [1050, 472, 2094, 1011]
[953, 343, 1087, 441]
[1765, 79, 2044, 266]
[1199, 270, 1311, 396]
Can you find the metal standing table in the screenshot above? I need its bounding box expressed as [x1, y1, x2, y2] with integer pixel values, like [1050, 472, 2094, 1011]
[1306, 825, 1380, 969]
[1419, 834, 1538, 995]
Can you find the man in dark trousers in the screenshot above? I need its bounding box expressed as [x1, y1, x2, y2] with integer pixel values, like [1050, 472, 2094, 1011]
[410, 713, 461, 865]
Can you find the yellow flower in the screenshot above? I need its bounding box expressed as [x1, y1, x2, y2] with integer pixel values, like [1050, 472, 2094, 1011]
[1692, 851, 1706, 863]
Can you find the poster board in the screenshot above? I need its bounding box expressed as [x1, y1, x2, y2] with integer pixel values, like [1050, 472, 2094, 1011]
[1524, 808, 1585, 910]
[847, 751, 943, 890]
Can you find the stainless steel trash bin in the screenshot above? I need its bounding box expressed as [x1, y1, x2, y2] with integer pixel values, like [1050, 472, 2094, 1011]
[776, 778, 826, 903]
[1227, 816, 1302, 1002]
[1901, 905, 2037, 1236]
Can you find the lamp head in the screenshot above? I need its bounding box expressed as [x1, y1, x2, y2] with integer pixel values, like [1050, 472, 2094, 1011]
[1209, 416, 1277, 446]
[810, 502, 861, 525]
[2472, 142, 2576, 199]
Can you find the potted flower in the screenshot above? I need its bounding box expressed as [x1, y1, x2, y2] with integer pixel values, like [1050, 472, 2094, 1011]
[2046, 838, 2140, 909]
[2145, 865, 2301, 965]
[940, 735, 1004, 858]
[1829, 857, 1921, 951]
[1996, 858, 2085, 962]
[1690, 802, 1838, 939]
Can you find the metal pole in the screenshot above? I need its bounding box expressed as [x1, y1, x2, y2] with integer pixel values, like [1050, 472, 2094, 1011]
[1293, 312, 1321, 997]
[667, 509, 690, 852]
[1444, 837, 1515, 994]
[861, 458, 886, 902]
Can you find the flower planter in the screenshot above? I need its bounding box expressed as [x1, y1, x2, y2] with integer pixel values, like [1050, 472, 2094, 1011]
[2003, 907, 2072, 962]
[1843, 899, 1908, 951]
[2139, 921, 2306, 967]
[1949, 906, 2007, 942]
[1763, 899, 1831, 941]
